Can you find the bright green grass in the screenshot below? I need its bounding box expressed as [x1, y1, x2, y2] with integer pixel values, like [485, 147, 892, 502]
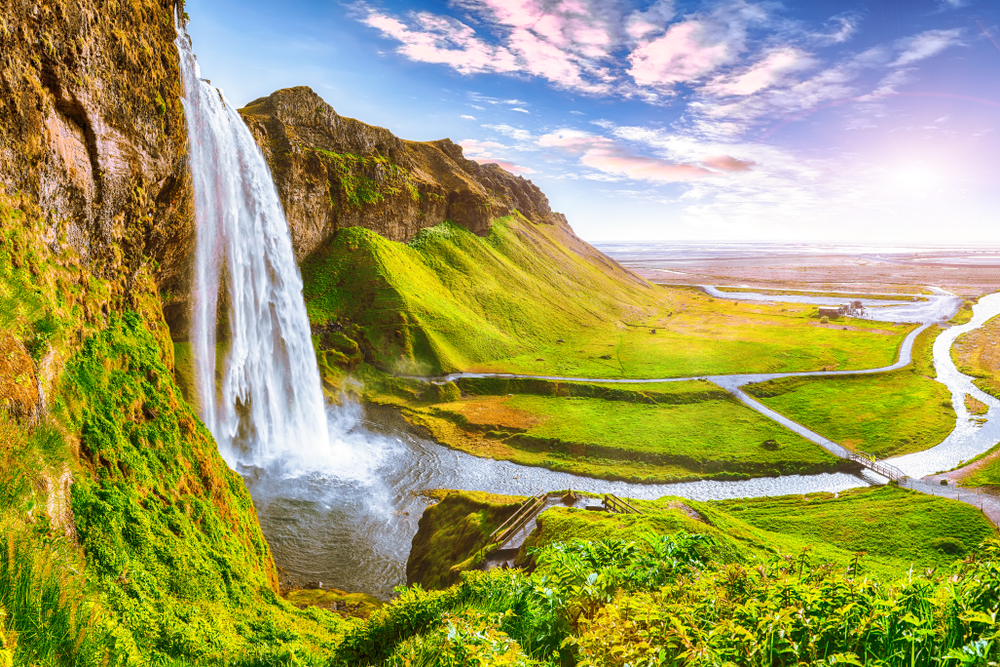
[519, 486, 995, 579]
[958, 441, 1000, 487]
[744, 325, 955, 458]
[709, 485, 995, 571]
[302, 219, 912, 379]
[302, 217, 664, 377]
[438, 390, 838, 474]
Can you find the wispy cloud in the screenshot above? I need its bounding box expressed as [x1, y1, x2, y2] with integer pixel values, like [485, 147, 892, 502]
[461, 114, 477, 120]
[537, 128, 752, 183]
[459, 138, 537, 174]
[363, 12, 520, 75]
[483, 124, 534, 142]
[891, 29, 962, 67]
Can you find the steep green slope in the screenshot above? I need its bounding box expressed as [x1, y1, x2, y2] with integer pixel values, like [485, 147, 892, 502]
[303, 218, 910, 381]
[302, 215, 659, 376]
[0, 198, 346, 663]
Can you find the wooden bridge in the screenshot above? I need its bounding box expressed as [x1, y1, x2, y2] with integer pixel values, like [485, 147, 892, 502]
[489, 492, 548, 551]
[846, 450, 908, 482]
[603, 494, 643, 515]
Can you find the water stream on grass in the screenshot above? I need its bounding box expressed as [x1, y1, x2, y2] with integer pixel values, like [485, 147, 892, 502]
[250, 403, 872, 599]
[890, 292, 1000, 477]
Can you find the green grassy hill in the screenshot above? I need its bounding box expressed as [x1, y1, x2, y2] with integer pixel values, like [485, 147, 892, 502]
[302, 215, 660, 376]
[303, 217, 912, 382]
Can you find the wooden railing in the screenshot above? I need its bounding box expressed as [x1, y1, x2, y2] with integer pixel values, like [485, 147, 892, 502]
[489, 492, 547, 547]
[846, 451, 907, 482]
[604, 494, 643, 515]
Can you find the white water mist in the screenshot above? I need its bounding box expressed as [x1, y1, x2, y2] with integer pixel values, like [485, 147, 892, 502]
[175, 19, 329, 469]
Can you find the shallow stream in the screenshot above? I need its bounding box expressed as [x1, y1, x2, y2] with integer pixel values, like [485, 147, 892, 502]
[250, 403, 871, 599]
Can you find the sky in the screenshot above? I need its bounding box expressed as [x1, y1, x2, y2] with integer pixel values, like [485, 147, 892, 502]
[185, 0, 1000, 243]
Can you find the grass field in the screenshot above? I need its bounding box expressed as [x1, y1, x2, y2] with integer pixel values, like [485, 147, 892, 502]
[303, 219, 914, 379]
[744, 325, 955, 458]
[511, 485, 995, 581]
[952, 314, 1000, 400]
[386, 377, 847, 481]
[714, 286, 930, 301]
[708, 485, 994, 572]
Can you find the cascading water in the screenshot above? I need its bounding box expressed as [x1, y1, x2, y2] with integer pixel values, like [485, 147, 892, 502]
[175, 19, 329, 469]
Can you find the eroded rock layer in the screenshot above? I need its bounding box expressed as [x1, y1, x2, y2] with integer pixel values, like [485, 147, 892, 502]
[240, 86, 568, 260]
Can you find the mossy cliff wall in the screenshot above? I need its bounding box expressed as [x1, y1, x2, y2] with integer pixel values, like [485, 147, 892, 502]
[0, 0, 197, 333]
[239, 86, 570, 261]
[0, 3, 331, 663]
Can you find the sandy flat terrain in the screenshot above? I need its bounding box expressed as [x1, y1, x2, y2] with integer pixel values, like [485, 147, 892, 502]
[623, 255, 999, 297]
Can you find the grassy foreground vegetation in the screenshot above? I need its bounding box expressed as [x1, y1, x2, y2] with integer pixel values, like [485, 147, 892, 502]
[745, 325, 955, 458]
[340, 487, 999, 666]
[953, 314, 1000, 400]
[303, 219, 912, 379]
[0, 197, 350, 665]
[362, 373, 849, 482]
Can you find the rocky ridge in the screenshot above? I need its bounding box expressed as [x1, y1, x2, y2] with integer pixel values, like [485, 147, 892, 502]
[240, 86, 568, 261]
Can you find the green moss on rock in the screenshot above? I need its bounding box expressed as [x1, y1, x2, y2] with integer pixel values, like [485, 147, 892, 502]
[407, 490, 524, 591]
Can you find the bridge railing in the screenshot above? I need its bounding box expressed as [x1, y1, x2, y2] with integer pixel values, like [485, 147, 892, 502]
[604, 494, 643, 515]
[490, 492, 547, 547]
[846, 451, 907, 482]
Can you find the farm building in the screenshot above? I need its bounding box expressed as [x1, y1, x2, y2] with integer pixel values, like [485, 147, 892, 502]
[819, 305, 846, 318]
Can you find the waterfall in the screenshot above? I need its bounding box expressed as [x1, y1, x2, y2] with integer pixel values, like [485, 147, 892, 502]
[175, 18, 330, 469]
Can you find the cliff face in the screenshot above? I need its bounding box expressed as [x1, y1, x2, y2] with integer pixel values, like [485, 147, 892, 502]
[0, 4, 336, 663]
[0, 0, 195, 318]
[240, 86, 568, 261]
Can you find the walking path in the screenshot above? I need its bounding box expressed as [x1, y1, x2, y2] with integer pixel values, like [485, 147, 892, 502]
[408, 287, 1000, 527]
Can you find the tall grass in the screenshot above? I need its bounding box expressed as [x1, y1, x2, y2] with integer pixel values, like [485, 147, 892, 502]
[0, 528, 102, 666]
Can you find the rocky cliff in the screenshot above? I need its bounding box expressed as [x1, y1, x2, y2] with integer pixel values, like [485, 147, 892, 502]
[0, 0, 196, 325]
[240, 86, 568, 261]
[0, 4, 345, 663]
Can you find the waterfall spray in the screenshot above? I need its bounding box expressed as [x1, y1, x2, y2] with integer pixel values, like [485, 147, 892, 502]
[175, 18, 329, 468]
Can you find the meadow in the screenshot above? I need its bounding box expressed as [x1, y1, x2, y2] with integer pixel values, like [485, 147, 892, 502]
[302, 220, 914, 380]
[952, 314, 1000, 400]
[375, 377, 847, 482]
[744, 325, 955, 458]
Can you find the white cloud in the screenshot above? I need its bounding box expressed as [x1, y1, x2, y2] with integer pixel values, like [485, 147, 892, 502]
[891, 29, 962, 67]
[705, 48, 815, 96]
[483, 124, 533, 142]
[536, 127, 753, 183]
[511, 107, 530, 113]
[461, 114, 477, 120]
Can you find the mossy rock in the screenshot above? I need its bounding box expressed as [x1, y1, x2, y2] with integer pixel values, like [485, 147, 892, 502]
[407, 490, 524, 591]
[286, 588, 382, 619]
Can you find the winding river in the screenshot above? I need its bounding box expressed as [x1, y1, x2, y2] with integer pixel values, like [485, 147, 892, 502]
[253, 286, 1000, 599]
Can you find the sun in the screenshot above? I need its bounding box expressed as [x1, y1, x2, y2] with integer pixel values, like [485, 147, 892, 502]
[888, 164, 940, 191]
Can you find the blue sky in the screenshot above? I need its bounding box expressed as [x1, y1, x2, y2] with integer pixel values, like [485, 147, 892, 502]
[186, 0, 1000, 243]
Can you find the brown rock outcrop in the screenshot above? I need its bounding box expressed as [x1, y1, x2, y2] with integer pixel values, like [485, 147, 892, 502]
[240, 86, 567, 261]
[0, 333, 39, 424]
[0, 0, 195, 334]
